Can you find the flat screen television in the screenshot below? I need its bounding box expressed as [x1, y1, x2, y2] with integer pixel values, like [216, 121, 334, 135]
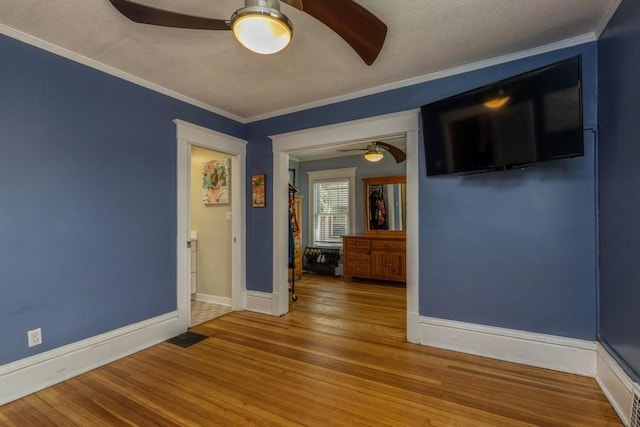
[421, 56, 584, 176]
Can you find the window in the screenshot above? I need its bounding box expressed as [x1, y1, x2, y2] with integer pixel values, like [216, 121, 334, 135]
[308, 168, 356, 247]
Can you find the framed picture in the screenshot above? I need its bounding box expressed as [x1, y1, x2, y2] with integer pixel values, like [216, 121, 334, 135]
[202, 158, 230, 205]
[251, 174, 266, 208]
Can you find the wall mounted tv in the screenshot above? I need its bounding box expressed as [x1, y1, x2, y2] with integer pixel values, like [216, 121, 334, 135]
[421, 56, 584, 176]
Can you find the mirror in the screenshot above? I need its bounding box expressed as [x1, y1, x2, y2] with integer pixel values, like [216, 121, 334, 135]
[363, 176, 406, 235]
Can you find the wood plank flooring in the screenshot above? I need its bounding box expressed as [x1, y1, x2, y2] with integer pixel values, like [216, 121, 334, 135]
[0, 275, 622, 426]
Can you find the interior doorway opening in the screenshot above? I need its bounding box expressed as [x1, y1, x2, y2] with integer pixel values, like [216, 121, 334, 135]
[189, 145, 234, 326]
[270, 110, 421, 343]
[175, 120, 247, 331]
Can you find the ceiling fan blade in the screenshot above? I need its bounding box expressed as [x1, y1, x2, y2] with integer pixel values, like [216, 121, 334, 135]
[109, 0, 230, 30]
[297, 0, 387, 65]
[377, 142, 406, 163]
[336, 148, 368, 152]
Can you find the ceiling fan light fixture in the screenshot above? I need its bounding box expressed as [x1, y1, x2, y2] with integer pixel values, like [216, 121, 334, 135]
[364, 145, 384, 162]
[364, 152, 384, 162]
[231, 0, 293, 55]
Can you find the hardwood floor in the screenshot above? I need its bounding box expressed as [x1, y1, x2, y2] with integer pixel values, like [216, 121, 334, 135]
[1, 275, 621, 426]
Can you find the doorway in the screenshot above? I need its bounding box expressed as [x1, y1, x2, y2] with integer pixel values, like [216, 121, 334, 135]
[271, 110, 421, 343]
[189, 146, 234, 325]
[175, 120, 247, 331]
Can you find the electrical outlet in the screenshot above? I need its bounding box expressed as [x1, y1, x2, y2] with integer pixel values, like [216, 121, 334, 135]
[27, 328, 42, 347]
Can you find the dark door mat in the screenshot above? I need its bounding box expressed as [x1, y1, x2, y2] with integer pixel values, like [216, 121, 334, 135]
[166, 331, 208, 348]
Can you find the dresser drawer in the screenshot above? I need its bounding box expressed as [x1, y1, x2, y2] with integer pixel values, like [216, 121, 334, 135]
[345, 238, 371, 249]
[347, 252, 370, 262]
[371, 240, 405, 251]
[345, 262, 370, 276]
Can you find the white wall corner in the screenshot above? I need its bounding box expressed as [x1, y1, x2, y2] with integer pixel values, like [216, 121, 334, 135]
[271, 291, 284, 316]
[595, 343, 635, 426]
[0, 312, 183, 406]
[406, 311, 420, 344]
[245, 291, 275, 315]
[419, 316, 597, 376]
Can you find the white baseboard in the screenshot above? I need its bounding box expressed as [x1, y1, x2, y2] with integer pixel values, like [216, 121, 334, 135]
[595, 343, 635, 426]
[419, 316, 597, 376]
[245, 291, 273, 315]
[5, 305, 632, 424]
[195, 293, 232, 307]
[0, 312, 184, 405]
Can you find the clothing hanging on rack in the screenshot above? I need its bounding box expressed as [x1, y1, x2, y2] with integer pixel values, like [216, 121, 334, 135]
[288, 183, 299, 301]
[369, 185, 388, 230]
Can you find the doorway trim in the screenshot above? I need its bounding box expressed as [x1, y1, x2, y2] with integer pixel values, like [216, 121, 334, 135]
[175, 120, 247, 330]
[270, 109, 420, 343]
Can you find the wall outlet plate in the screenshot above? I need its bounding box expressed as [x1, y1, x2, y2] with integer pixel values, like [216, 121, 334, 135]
[27, 328, 42, 347]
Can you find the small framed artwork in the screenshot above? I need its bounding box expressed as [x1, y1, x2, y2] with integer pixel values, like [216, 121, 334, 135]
[202, 158, 230, 205]
[251, 174, 266, 208]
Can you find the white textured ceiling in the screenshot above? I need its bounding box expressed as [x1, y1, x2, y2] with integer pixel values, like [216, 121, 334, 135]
[0, 0, 620, 121]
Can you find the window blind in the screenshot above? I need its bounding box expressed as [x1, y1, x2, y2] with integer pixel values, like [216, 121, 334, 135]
[312, 179, 350, 246]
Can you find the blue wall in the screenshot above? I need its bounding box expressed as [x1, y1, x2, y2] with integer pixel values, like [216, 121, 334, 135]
[296, 154, 406, 250]
[246, 43, 598, 339]
[421, 143, 596, 338]
[598, 0, 640, 379]
[0, 35, 243, 365]
[0, 28, 603, 368]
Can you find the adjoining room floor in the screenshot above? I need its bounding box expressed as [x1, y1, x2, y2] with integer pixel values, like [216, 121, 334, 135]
[190, 299, 232, 327]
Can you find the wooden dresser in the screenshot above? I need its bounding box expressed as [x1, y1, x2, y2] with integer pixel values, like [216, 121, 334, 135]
[342, 235, 406, 282]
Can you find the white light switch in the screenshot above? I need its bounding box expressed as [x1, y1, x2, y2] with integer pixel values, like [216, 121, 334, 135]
[226, 212, 232, 222]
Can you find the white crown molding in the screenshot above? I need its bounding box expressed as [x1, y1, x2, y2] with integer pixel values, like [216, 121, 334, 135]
[419, 316, 597, 376]
[595, 343, 635, 426]
[0, 312, 183, 405]
[594, 0, 623, 38]
[0, 24, 245, 124]
[247, 33, 597, 123]
[2, 22, 598, 125]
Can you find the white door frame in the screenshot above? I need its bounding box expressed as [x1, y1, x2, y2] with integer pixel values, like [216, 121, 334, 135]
[270, 110, 421, 343]
[175, 119, 247, 330]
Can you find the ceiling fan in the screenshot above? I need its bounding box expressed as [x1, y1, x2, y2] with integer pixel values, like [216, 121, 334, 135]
[108, 0, 387, 65]
[337, 142, 406, 163]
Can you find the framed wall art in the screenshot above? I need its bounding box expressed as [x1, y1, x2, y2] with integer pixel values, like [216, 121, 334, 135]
[202, 158, 230, 205]
[251, 174, 266, 208]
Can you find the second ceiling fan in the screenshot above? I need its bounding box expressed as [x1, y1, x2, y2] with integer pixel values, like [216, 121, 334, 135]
[338, 142, 406, 163]
[108, 0, 387, 65]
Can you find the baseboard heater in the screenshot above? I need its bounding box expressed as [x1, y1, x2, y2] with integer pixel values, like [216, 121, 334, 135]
[302, 247, 342, 277]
